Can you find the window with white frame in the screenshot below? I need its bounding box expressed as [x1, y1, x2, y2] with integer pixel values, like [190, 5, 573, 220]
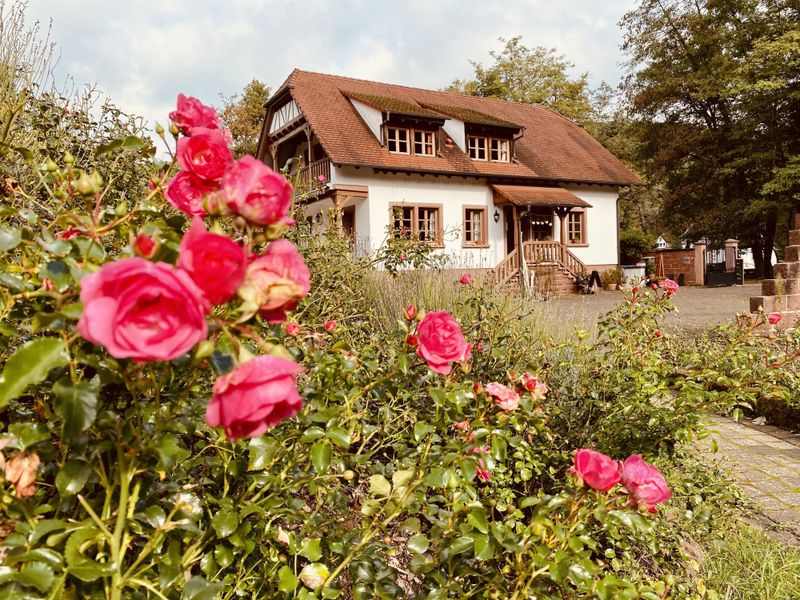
[567, 210, 586, 244]
[387, 127, 409, 154]
[463, 207, 488, 246]
[468, 135, 511, 162]
[390, 204, 442, 245]
[413, 130, 434, 156]
[490, 138, 510, 162]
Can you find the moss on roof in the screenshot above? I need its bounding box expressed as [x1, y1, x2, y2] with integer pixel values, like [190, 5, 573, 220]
[343, 91, 445, 120]
[421, 102, 521, 129]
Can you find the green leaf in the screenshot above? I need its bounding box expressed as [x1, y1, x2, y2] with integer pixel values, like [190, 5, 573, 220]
[278, 566, 299, 593]
[65, 526, 113, 582]
[0, 228, 21, 253]
[150, 433, 190, 470]
[368, 474, 392, 497]
[407, 534, 429, 554]
[467, 509, 489, 534]
[0, 338, 69, 408]
[247, 437, 278, 471]
[211, 510, 239, 539]
[122, 135, 145, 151]
[392, 469, 415, 488]
[413, 421, 434, 442]
[53, 377, 99, 438]
[473, 534, 494, 560]
[29, 519, 65, 545]
[299, 538, 322, 562]
[311, 441, 331, 474]
[327, 425, 351, 448]
[16, 561, 55, 593]
[448, 536, 474, 556]
[183, 576, 224, 599]
[55, 460, 92, 496]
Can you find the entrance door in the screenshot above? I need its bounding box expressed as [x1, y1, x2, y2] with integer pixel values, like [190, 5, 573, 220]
[341, 207, 355, 240]
[504, 206, 516, 254]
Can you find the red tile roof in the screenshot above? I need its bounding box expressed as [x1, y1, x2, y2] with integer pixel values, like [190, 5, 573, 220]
[271, 70, 642, 186]
[491, 185, 592, 208]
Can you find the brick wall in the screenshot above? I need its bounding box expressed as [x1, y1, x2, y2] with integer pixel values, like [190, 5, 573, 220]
[644, 249, 697, 285]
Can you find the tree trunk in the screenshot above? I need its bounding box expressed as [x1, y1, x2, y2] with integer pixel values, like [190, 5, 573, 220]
[763, 209, 778, 279]
[752, 238, 765, 280]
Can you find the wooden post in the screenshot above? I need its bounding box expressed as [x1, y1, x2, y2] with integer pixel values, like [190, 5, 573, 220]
[334, 191, 344, 236]
[513, 206, 520, 254]
[556, 207, 569, 265]
[694, 241, 706, 286]
[724, 239, 738, 273]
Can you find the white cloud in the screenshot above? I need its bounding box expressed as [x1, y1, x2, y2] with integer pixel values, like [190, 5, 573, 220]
[23, 0, 636, 134]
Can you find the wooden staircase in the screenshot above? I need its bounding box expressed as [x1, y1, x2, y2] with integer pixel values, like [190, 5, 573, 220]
[491, 241, 587, 296]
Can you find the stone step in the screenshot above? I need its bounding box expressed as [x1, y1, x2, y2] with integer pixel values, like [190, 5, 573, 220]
[761, 278, 800, 296]
[773, 262, 800, 279]
[789, 229, 800, 246]
[785, 246, 800, 262]
[750, 294, 800, 313]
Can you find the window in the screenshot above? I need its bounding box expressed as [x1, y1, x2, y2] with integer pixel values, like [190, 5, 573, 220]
[387, 127, 436, 156]
[468, 136, 510, 162]
[463, 207, 488, 247]
[390, 204, 442, 245]
[567, 211, 586, 245]
[490, 139, 509, 162]
[387, 127, 409, 154]
[413, 130, 434, 156]
[467, 136, 487, 160]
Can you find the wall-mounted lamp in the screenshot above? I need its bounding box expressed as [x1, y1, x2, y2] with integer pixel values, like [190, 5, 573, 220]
[315, 213, 322, 224]
[493, 209, 500, 223]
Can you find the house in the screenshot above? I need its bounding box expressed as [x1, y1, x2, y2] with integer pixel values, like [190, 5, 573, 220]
[256, 70, 642, 291]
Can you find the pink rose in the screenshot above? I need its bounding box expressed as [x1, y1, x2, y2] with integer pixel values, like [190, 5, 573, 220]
[570, 449, 621, 492]
[132, 233, 158, 258]
[415, 311, 471, 375]
[169, 93, 221, 134]
[324, 320, 337, 333]
[316, 175, 327, 184]
[459, 273, 472, 285]
[77, 257, 209, 361]
[405, 333, 418, 346]
[485, 382, 521, 411]
[451, 420, 469, 431]
[164, 171, 219, 217]
[621, 455, 671, 511]
[663, 278, 679, 296]
[176, 127, 233, 182]
[237, 239, 311, 322]
[177, 217, 247, 305]
[221, 156, 293, 226]
[476, 459, 491, 482]
[285, 323, 300, 336]
[768, 312, 782, 325]
[205, 356, 303, 441]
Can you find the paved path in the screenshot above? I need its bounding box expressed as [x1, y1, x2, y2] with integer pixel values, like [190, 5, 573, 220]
[549, 284, 760, 330]
[706, 415, 800, 540]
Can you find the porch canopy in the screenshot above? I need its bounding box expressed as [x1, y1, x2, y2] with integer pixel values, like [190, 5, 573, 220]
[490, 185, 592, 209]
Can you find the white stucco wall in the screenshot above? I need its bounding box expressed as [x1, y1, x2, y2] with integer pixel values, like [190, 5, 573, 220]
[563, 187, 620, 267]
[349, 99, 383, 142]
[313, 166, 619, 269]
[442, 118, 466, 152]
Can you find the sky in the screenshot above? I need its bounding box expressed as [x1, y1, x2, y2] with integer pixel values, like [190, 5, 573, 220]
[24, 0, 637, 133]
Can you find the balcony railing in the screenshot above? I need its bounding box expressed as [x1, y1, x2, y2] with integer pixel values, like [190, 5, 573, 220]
[299, 158, 331, 188]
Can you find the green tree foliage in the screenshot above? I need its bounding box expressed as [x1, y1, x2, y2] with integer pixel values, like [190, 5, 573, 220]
[621, 0, 800, 277]
[218, 78, 271, 158]
[448, 36, 593, 123]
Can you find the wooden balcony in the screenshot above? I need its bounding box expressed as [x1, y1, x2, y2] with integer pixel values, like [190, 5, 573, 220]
[299, 158, 331, 189]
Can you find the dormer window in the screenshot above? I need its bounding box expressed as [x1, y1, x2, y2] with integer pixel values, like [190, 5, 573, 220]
[468, 135, 510, 162]
[387, 127, 435, 156]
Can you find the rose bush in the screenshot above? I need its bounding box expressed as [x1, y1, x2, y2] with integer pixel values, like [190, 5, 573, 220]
[0, 78, 763, 600]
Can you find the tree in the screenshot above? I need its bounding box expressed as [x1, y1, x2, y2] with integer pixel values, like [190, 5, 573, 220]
[218, 79, 271, 158]
[448, 37, 592, 123]
[621, 0, 800, 277]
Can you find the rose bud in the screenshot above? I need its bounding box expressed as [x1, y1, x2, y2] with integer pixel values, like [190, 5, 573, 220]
[473, 381, 483, 395]
[405, 333, 418, 346]
[324, 320, 337, 333]
[132, 233, 158, 258]
[459, 273, 472, 285]
[768, 313, 782, 325]
[405, 305, 417, 320]
[285, 323, 300, 336]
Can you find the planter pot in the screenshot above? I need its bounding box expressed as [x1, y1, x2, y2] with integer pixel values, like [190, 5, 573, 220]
[605, 283, 618, 291]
